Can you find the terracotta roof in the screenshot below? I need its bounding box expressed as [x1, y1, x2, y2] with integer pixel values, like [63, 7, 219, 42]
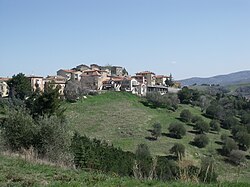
[132, 75, 143, 78]
[0, 77, 10, 81]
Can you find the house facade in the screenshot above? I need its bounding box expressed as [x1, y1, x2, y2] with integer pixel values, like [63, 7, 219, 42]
[28, 76, 44, 92]
[0, 78, 10, 97]
[44, 75, 67, 96]
[136, 71, 156, 85]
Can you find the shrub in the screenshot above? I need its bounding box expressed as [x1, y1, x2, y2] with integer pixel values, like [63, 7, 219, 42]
[194, 120, 210, 134]
[235, 132, 250, 151]
[145, 92, 179, 110]
[135, 144, 152, 178]
[1, 107, 37, 151]
[222, 116, 239, 129]
[220, 134, 228, 143]
[155, 157, 179, 181]
[193, 134, 209, 148]
[221, 138, 238, 156]
[168, 122, 186, 139]
[229, 150, 246, 165]
[180, 109, 192, 123]
[210, 120, 221, 132]
[169, 143, 185, 160]
[198, 157, 218, 183]
[191, 115, 203, 123]
[241, 112, 250, 124]
[35, 115, 70, 162]
[151, 123, 162, 140]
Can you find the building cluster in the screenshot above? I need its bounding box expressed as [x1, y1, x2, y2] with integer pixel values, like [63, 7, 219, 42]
[0, 64, 181, 98]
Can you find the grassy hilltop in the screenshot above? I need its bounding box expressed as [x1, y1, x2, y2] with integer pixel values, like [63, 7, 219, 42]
[65, 92, 250, 182]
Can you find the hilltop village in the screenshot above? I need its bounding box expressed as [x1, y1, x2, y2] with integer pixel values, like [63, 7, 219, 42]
[0, 64, 181, 98]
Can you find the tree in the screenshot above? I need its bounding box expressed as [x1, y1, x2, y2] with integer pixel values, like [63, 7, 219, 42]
[221, 138, 238, 156]
[209, 120, 221, 133]
[145, 92, 179, 110]
[180, 109, 192, 123]
[220, 134, 229, 143]
[7, 73, 32, 100]
[26, 83, 65, 119]
[151, 123, 162, 140]
[205, 103, 225, 120]
[191, 115, 203, 123]
[193, 134, 209, 148]
[168, 122, 186, 139]
[199, 95, 210, 112]
[229, 150, 246, 165]
[235, 132, 250, 151]
[165, 73, 174, 87]
[241, 112, 250, 124]
[177, 87, 193, 104]
[222, 116, 239, 129]
[64, 80, 89, 102]
[169, 143, 185, 160]
[194, 120, 210, 134]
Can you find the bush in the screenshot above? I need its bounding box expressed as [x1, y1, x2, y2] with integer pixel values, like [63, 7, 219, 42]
[71, 133, 135, 176]
[210, 120, 221, 132]
[229, 150, 246, 165]
[35, 115, 70, 162]
[221, 138, 238, 156]
[198, 157, 218, 183]
[220, 134, 228, 143]
[151, 123, 162, 140]
[205, 104, 225, 120]
[193, 134, 209, 148]
[235, 131, 250, 151]
[135, 144, 152, 178]
[155, 157, 179, 181]
[169, 143, 185, 160]
[168, 122, 186, 139]
[191, 115, 203, 123]
[1, 107, 37, 151]
[145, 92, 179, 110]
[194, 120, 210, 134]
[222, 116, 239, 129]
[180, 109, 192, 123]
[241, 112, 250, 124]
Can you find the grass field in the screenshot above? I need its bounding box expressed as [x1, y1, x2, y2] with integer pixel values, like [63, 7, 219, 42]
[64, 92, 250, 183]
[0, 154, 249, 187]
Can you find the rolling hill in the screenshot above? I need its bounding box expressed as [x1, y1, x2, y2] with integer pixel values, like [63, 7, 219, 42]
[179, 70, 250, 86]
[64, 92, 250, 182]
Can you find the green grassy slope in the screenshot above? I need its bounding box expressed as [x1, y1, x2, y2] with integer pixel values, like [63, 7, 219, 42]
[0, 154, 249, 187]
[64, 92, 250, 182]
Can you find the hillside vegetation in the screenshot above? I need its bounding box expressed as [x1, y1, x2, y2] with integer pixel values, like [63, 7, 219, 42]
[65, 92, 250, 182]
[0, 154, 249, 187]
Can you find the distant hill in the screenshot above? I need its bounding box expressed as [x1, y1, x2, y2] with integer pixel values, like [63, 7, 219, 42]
[179, 70, 250, 86]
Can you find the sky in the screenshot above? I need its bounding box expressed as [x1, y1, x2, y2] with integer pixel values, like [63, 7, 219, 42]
[0, 0, 250, 80]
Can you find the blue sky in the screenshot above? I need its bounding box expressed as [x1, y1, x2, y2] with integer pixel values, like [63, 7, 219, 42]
[0, 0, 249, 79]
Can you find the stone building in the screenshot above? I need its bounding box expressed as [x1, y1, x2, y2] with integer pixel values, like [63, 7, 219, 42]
[27, 75, 44, 92]
[135, 71, 156, 85]
[0, 78, 10, 97]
